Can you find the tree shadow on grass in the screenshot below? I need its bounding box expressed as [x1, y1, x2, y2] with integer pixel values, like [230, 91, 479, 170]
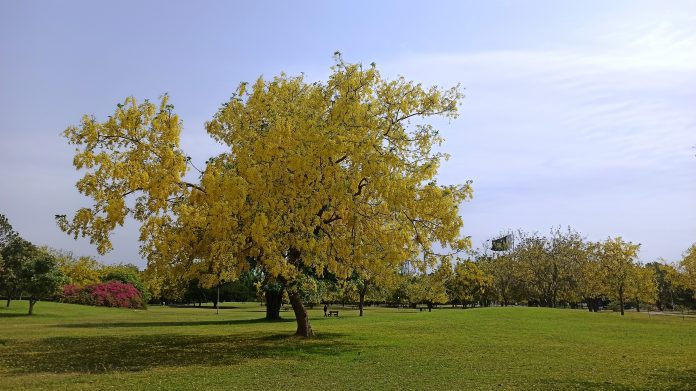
[0, 313, 29, 318]
[58, 317, 295, 328]
[649, 368, 696, 391]
[547, 369, 696, 391]
[0, 331, 354, 374]
[166, 304, 241, 310]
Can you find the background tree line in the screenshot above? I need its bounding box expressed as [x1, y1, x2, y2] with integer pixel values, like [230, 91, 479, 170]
[140, 227, 696, 317]
[4, 208, 695, 317]
[472, 228, 696, 314]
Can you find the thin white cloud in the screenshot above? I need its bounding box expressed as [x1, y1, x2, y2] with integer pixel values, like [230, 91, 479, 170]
[377, 21, 696, 261]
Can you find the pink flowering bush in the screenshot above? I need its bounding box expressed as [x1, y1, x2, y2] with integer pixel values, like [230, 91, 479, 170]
[61, 284, 82, 299]
[91, 280, 143, 308]
[60, 284, 95, 305]
[60, 280, 144, 309]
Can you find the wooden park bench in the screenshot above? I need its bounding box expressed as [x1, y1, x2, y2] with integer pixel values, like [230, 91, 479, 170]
[327, 310, 339, 317]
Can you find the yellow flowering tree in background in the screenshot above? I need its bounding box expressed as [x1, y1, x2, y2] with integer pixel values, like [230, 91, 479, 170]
[451, 259, 492, 308]
[680, 244, 696, 297]
[627, 263, 658, 312]
[58, 55, 472, 337]
[49, 249, 104, 286]
[598, 237, 641, 316]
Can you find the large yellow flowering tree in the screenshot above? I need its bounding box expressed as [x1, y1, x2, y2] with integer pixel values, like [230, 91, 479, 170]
[58, 56, 472, 337]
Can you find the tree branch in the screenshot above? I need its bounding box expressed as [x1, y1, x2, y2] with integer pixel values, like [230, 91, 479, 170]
[180, 182, 206, 193]
[353, 177, 368, 196]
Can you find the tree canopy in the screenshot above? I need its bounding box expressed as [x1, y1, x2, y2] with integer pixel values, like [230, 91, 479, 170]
[20, 248, 66, 315]
[58, 56, 472, 336]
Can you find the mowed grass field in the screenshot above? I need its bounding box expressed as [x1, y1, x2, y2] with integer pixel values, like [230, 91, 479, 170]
[1, 301, 695, 390]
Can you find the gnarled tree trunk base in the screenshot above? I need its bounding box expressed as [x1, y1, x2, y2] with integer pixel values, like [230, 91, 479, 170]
[288, 289, 314, 338]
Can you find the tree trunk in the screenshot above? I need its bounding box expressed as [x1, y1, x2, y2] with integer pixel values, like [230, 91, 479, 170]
[282, 247, 314, 337]
[359, 288, 366, 317]
[588, 298, 601, 312]
[265, 289, 283, 320]
[288, 289, 314, 338]
[619, 289, 625, 316]
[28, 299, 36, 315]
[427, 302, 432, 312]
[636, 299, 641, 312]
[6, 298, 10, 307]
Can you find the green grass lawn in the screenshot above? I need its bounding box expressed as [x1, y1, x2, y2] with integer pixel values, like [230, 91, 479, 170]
[1, 301, 694, 390]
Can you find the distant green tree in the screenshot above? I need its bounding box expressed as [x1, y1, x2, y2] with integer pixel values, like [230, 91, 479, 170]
[221, 270, 262, 303]
[407, 265, 450, 312]
[0, 237, 35, 307]
[647, 260, 682, 311]
[0, 214, 19, 306]
[0, 214, 18, 248]
[20, 248, 66, 315]
[478, 253, 522, 306]
[177, 271, 262, 309]
[182, 278, 210, 307]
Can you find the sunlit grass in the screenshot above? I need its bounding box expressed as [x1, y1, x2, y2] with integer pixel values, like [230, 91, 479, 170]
[1, 301, 694, 390]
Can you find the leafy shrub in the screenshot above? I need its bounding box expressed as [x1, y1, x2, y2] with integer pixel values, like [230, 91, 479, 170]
[91, 280, 144, 308]
[101, 269, 151, 302]
[61, 284, 81, 299]
[60, 284, 94, 305]
[60, 281, 145, 309]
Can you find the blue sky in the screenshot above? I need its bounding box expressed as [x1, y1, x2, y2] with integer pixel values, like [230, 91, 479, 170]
[0, 1, 694, 267]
